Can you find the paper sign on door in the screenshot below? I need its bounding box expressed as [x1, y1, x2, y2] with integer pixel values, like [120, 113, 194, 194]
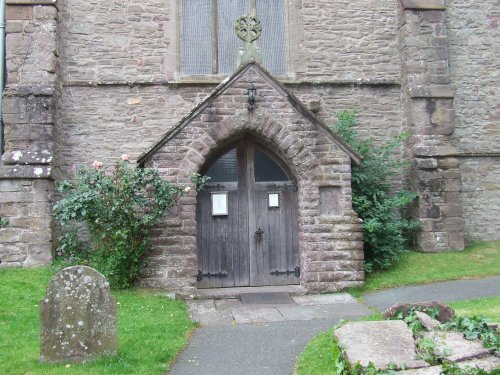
[268, 193, 280, 208]
[211, 192, 228, 216]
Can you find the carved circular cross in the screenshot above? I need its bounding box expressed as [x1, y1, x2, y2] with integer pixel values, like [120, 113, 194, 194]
[235, 14, 262, 43]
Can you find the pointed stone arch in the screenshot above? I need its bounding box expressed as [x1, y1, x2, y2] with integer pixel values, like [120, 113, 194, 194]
[179, 112, 321, 185]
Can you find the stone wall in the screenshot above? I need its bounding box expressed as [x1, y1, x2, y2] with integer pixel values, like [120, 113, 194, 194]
[0, 179, 52, 266]
[460, 157, 500, 242]
[0, 0, 57, 267]
[5, 1, 57, 85]
[54, 85, 212, 178]
[291, 85, 404, 146]
[446, 0, 500, 244]
[295, 0, 400, 81]
[59, 0, 177, 83]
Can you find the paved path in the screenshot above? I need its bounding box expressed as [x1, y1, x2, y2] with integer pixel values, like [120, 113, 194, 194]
[169, 276, 500, 375]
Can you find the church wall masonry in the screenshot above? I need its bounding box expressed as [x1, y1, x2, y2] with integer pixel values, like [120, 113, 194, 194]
[397, 0, 465, 251]
[1, 0, 57, 267]
[447, 0, 500, 243]
[1, 0, 499, 289]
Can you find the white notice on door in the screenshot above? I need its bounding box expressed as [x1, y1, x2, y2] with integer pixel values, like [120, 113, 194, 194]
[268, 193, 279, 208]
[211, 192, 228, 216]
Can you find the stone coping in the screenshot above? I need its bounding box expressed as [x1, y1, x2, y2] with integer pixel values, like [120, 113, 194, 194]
[7, 0, 56, 5]
[409, 85, 454, 99]
[61, 78, 401, 88]
[0, 165, 52, 179]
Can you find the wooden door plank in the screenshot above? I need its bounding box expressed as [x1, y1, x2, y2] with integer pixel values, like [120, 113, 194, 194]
[247, 141, 259, 286]
[235, 141, 250, 286]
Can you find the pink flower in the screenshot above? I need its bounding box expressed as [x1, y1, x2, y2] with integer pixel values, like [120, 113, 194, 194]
[92, 160, 103, 169]
[121, 154, 130, 162]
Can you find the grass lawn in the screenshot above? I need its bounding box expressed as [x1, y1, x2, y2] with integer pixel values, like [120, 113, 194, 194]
[449, 296, 500, 321]
[0, 267, 196, 375]
[349, 241, 500, 296]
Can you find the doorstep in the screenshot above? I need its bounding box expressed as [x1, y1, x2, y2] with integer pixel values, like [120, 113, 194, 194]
[195, 285, 308, 300]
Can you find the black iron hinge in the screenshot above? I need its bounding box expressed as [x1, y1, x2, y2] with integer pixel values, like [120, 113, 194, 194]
[197, 270, 228, 281]
[270, 266, 300, 277]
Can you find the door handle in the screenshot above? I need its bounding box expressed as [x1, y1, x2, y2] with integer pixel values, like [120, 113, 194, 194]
[254, 228, 263, 241]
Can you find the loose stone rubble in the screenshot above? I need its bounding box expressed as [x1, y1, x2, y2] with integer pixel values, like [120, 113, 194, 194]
[335, 303, 500, 373]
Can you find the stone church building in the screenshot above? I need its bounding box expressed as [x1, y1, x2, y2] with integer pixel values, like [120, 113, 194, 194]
[0, 0, 498, 293]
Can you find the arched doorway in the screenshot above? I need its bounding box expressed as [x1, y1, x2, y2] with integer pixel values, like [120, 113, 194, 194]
[196, 139, 300, 288]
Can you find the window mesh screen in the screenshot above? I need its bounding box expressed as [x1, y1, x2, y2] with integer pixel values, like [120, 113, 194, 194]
[181, 0, 213, 75]
[254, 148, 289, 182]
[181, 0, 287, 75]
[217, 0, 247, 74]
[256, 0, 287, 76]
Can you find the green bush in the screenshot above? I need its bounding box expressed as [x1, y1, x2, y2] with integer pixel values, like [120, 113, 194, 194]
[53, 156, 188, 289]
[331, 111, 420, 272]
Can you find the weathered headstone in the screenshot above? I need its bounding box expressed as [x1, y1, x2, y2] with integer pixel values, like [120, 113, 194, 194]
[40, 266, 117, 363]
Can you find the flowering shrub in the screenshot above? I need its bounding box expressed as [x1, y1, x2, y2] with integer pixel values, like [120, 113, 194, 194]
[53, 156, 187, 289]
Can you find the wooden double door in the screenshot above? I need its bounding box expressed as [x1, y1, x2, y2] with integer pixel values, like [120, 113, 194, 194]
[196, 139, 299, 288]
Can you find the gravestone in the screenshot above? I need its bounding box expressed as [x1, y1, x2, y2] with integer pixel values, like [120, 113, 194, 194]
[40, 266, 117, 363]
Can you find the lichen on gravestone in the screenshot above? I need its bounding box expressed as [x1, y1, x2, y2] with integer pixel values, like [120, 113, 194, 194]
[40, 266, 117, 363]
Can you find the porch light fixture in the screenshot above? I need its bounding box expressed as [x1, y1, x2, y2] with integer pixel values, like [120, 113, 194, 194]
[247, 83, 257, 111]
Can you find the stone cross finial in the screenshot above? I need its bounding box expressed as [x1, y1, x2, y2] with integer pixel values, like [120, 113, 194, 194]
[236, 14, 263, 66]
[235, 14, 262, 43]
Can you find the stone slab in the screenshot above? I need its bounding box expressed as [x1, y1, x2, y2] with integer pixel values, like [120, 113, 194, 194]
[292, 293, 357, 306]
[240, 292, 293, 305]
[334, 321, 429, 370]
[276, 306, 323, 321]
[409, 85, 454, 99]
[40, 266, 117, 363]
[402, 366, 443, 375]
[312, 303, 374, 319]
[400, 0, 446, 10]
[196, 285, 307, 299]
[231, 308, 285, 324]
[214, 298, 243, 310]
[415, 311, 441, 331]
[187, 300, 233, 326]
[457, 356, 500, 372]
[424, 331, 491, 362]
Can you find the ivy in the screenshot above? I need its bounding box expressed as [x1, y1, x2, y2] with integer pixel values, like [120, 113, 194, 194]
[330, 111, 420, 272]
[442, 316, 500, 353]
